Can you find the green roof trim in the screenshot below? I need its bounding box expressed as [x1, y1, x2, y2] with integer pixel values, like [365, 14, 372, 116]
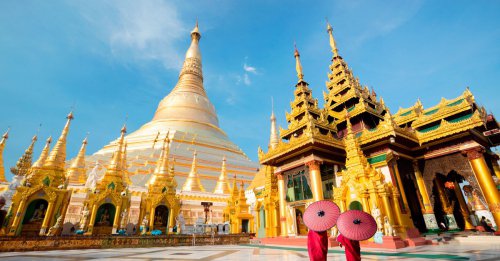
[424, 108, 439, 115]
[367, 154, 386, 164]
[448, 112, 473, 123]
[418, 123, 441, 133]
[347, 105, 355, 112]
[447, 98, 464, 107]
[355, 132, 362, 138]
[400, 110, 412, 117]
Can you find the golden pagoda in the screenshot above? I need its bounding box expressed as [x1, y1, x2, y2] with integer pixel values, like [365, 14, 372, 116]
[139, 133, 180, 234]
[256, 21, 500, 242]
[213, 156, 231, 194]
[225, 177, 254, 234]
[6, 113, 73, 236]
[83, 125, 131, 235]
[182, 151, 205, 192]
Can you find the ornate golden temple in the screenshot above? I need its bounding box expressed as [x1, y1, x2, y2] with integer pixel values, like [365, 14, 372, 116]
[0, 21, 499, 245]
[252, 22, 500, 242]
[0, 23, 259, 237]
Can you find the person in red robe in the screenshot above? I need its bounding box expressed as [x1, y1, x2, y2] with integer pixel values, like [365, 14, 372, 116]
[307, 229, 329, 261]
[336, 233, 361, 261]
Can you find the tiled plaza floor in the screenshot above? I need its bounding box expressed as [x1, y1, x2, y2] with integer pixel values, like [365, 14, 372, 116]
[0, 243, 499, 260]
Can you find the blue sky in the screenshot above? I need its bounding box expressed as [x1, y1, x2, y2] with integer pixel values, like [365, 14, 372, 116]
[1, 1, 499, 181]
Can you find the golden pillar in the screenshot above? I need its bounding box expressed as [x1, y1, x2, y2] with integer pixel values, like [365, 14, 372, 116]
[168, 208, 175, 234]
[452, 180, 474, 230]
[149, 206, 155, 232]
[8, 198, 27, 236]
[277, 173, 288, 237]
[361, 193, 370, 212]
[464, 148, 500, 232]
[380, 192, 395, 226]
[391, 161, 410, 213]
[413, 161, 433, 214]
[434, 177, 459, 230]
[306, 161, 324, 201]
[39, 201, 55, 235]
[391, 189, 405, 229]
[86, 204, 98, 234]
[338, 199, 346, 212]
[413, 161, 439, 231]
[112, 204, 122, 234]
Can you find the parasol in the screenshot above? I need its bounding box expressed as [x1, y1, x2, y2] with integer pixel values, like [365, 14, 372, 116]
[303, 200, 340, 232]
[336, 210, 377, 241]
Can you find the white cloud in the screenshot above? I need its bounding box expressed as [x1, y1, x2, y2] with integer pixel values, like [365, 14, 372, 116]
[243, 63, 257, 74]
[243, 73, 251, 86]
[75, 0, 187, 69]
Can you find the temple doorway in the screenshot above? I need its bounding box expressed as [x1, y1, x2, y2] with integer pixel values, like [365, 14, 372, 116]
[348, 201, 362, 210]
[432, 172, 471, 231]
[153, 205, 169, 232]
[295, 207, 307, 235]
[242, 219, 249, 233]
[21, 199, 48, 236]
[397, 160, 426, 232]
[94, 203, 115, 235]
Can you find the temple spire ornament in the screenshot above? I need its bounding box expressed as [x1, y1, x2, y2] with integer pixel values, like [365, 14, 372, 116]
[326, 22, 339, 57]
[10, 134, 37, 177]
[44, 111, 73, 170]
[32, 136, 51, 169]
[214, 156, 231, 194]
[182, 150, 205, 192]
[294, 44, 304, 82]
[66, 137, 88, 185]
[0, 129, 9, 182]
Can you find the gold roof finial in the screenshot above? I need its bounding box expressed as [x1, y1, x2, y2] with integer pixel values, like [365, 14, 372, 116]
[33, 136, 52, 169]
[44, 111, 74, 170]
[182, 150, 205, 192]
[326, 20, 339, 57]
[0, 129, 9, 182]
[122, 141, 132, 185]
[148, 133, 170, 188]
[67, 136, 88, 184]
[10, 134, 38, 177]
[191, 19, 201, 40]
[294, 43, 304, 82]
[213, 156, 231, 194]
[108, 124, 126, 172]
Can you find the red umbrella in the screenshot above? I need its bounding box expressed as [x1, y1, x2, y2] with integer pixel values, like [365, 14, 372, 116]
[303, 200, 340, 232]
[336, 210, 377, 241]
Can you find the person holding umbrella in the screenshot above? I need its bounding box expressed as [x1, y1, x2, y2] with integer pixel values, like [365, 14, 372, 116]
[303, 200, 341, 261]
[336, 210, 378, 261]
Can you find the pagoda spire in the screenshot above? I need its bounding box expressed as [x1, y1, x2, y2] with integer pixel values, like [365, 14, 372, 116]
[10, 134, 37, 177]
[269, 97, 279, 150]
[0, 129, 9, 182]
[67, 137, 88, 185]
[213, 156, 231, 194]
[172, 22, 204, 93]
[148, 132, 171, 188]
[230, 173, 239, 198]
[108, 124, 126, 172]
[294, 44, 304, 82]
[122, 141, 131, 185]
[32, 136, 52, 169]
[44, 112, 73, 170]
[326, 22, 339, 57]
[182, 150, 205, 192]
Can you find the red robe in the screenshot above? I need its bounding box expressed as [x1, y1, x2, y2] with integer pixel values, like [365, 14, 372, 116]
[337, 234, 361, 261]
[307, 230, 328, 261]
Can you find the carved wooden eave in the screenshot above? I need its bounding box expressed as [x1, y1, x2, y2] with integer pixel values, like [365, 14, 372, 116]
[412, 89, 475, 128]
[259, 131, 344, 165]
[415, 110, 486, 145]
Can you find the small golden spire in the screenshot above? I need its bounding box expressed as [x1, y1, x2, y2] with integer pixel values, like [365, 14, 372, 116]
[67, 137, 88, 185]
[294, 43, 304, 82]
[230, 173, 239, 198]
[168, 158, 177, 189]
[10, 135, 38, 177]
[326, 21, 339, 57]
[33, 136, 52, 169]
[213, 156, 231, 194]
[182, 150, 205, 192]
[191, 20, 201, 40]
[108, 124, 126, 171]
[269, 97, 279, 149]
[0, 129, 9, 182]
[44, 111, 74, 170]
